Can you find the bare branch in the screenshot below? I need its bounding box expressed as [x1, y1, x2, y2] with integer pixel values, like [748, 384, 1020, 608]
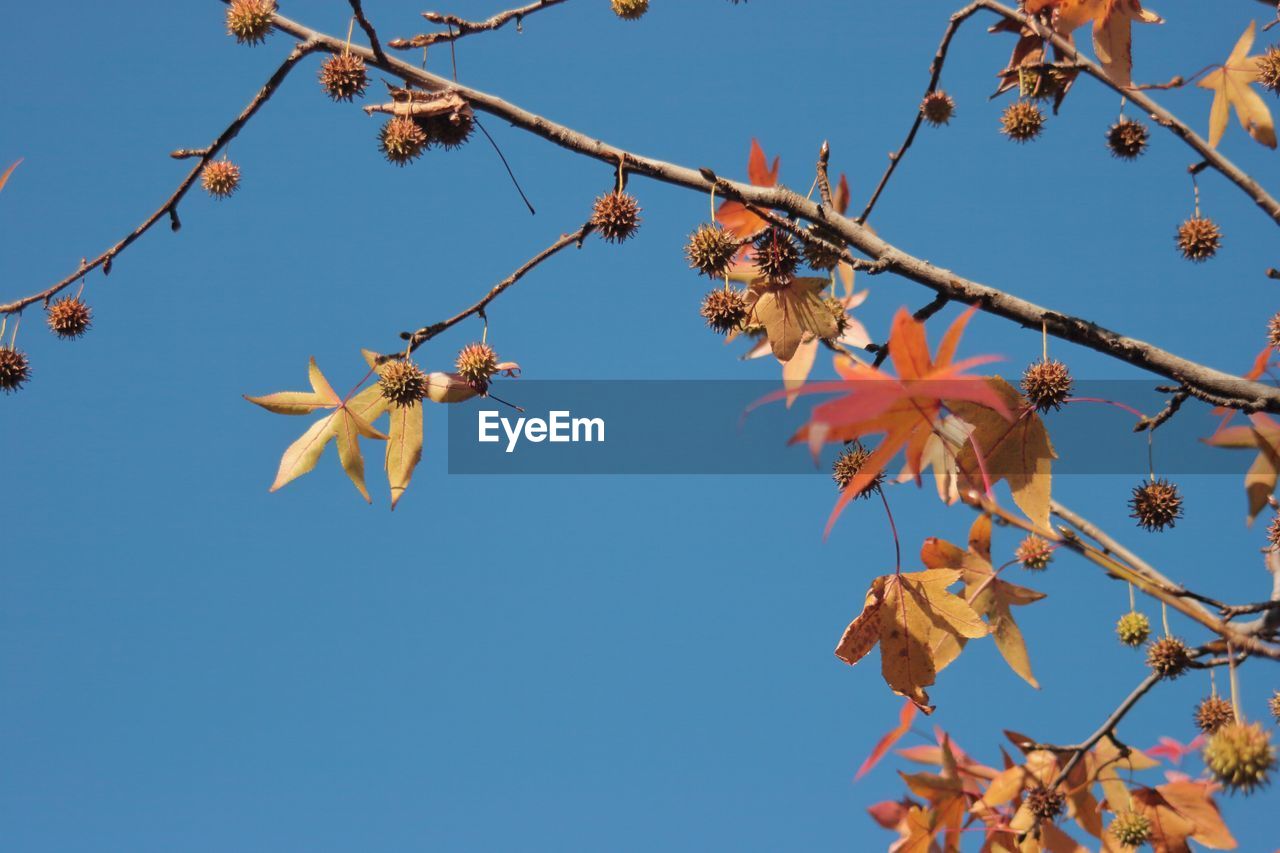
[389, 225, 590, 359]
[858, 2, 984, 224]
[389, 0, 570, 50]
[0, 39, 319, 316]
[347, 0, 387, 64]
[978, 0, 1280, 225]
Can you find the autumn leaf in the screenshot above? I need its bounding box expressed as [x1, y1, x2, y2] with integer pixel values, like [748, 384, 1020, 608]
[744, 276, 839, 362]
[0, 159, 20, 195]
[921, 514, 1046, 688]
[1026, 0, 1163, 88]
[949, 376, 1057, 529]
[766, 305, 1009, 535]
[837, 568, 988, 713]
[1131, 780, 1236, 852]
[855, 699, 917, 780]
[715, 139, 779, 239]
[246, 357, 389, 502]
[1198, 21, 1277, 149]
[1204, 413, 1280, 524]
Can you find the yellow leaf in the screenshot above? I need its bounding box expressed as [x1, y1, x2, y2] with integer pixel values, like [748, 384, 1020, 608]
[1198, 21, 1277, 148]
[269, 414, 336, 492]
[386, 402, 424, 510]
[951, 377, 1056, 529]
[835, 576, 886, 665]
[335, 409, 373, 503]
[243, 390, 334, 415]
[308, 356, 342, 404]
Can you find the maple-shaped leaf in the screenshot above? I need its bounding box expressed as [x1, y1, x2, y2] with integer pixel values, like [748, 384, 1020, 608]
[770, 306, 1009, 535]
[246, 357, 389, 502]
[1198, 21, 1277, 149]
[1026, 0, 1163, 88]
[1146, 735, 1205, 766]
[836, 569, 988, 713]
[898, 737, 969, 850]
[745, 276, 839, 362]
[1204, 413, 1280, 524]
[921, 514, 1046, 688]
[715, 139, 779, 240]
[1131, 779, 1236, 852]
[949, 376, 1056, 529]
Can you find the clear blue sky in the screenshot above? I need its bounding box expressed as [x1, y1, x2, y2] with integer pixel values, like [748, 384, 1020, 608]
[3, 1, 1278, 850]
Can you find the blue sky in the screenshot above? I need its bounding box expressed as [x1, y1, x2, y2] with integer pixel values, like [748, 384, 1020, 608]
[3, 1, 1279, 850]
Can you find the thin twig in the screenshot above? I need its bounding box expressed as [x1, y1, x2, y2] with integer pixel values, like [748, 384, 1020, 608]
[0, 39, 318, 315]
[388, 225, 589, 359]
[347, 0, 387, 64]
[389, 0, 570, 49]
[977, 0, 1280, 224]
[858, 2, 984, 224]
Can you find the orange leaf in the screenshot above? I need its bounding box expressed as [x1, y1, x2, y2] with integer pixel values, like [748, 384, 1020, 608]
[855, 699, 917, 780]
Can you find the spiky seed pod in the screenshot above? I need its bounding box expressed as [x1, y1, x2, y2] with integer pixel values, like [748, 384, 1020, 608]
[822, 296, 849, 341]
[378, 116, 428, 166]
[1000, 101, 1045, 143]
[1146, 635, 1192, 680]
[1107, 117, 1150, 159]
[1015, 535, 1054, 571]
[832, 443, 885, 496]
[1267, 514, 1280, 551]
[802, 227, 844, 271]
[1021, 359, 1073, 413]
[1176, 216, 1222, 262]
[1257, 46, 1280, 94]
[1130, 478, 1183, 532]
[456, 342, 500, 392]
[920, 91, 956, 127]
[226, 0, 276, 45]
[46, 295, 92, 339]
[686, 224, 739, 278]
[1017, 67, 1062, 101]
[319, 52, 368, 102]
[1025, 786, 1065, 821]
[700, 288, 748, 335]
[201, 160, 241, 199]
[0, 346, 30, 393]
[1268, 312, 1280, 351]
[1203, 722, 1276, 794]
[752, 228, 799, 284]
[1110, 811, 1152, 848]
[610, 0, 649, 20]
[590, 191, 642, 243]
[378, 360, 428, 408]
[420, 107, 475, 150]
[1270, 690, 1280, 723]
[1195, 696, 1236, 734]
[1116, 611, 1152, 647]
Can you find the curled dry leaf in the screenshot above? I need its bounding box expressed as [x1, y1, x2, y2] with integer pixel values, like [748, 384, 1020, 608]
[835, 568, 988, 713]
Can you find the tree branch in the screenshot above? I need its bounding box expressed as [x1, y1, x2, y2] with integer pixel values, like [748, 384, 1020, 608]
[249, 12, 1280, 414]
[977, 0, 1280, 225]
[347, 0, 387, 64]
[857, 2, 984, 224]
[0, 39, 318, 316]
[387, 225, 590, 360]
[388, 0, 570, 50]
